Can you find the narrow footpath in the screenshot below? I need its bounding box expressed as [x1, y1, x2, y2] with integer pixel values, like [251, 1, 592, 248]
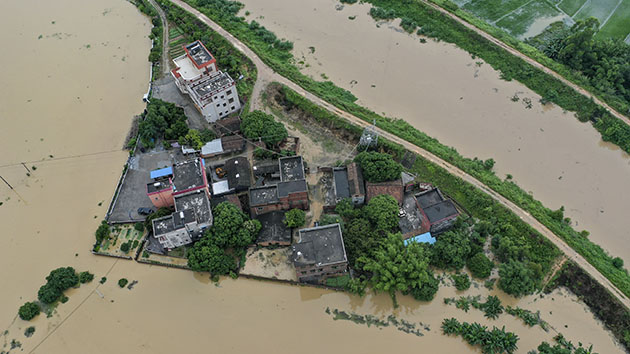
[166, 0, 630, 310]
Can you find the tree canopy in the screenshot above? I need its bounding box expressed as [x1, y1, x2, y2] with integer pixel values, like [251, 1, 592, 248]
[354, 151, 402, 183]
[498, 260, 538, 297]
[241, 110, 288, 146]
[467, 252, 494, 279]
[18, 302, 40, 321]
[188, 202, 260, 275]
[138, 99, 189, 148]
[430, 227, 472, 270]
[284, 208, 306, 228]
[363, 194, 399, 231]
[357, 233, 433, 302]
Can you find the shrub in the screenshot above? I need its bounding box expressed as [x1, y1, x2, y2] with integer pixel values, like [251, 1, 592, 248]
[18, 302, 40, 321]
[134, 222, 144, 232]
[242, 110, 288, 146]
[613, 257, 624, 269]
[120, 242, 131, 253]
[24, 326, 35, 337]
[284, 208, 306, 228]
[468, 253, 494, 279]
[95, 221, 110, 244]
[498, 260, 537, 297]
[46, 267, 78, 291]
[452, 273, 471, 291]
[79, 271, 94, 284]
[118, 278, 128, 288]
[99, 277, 107, 284]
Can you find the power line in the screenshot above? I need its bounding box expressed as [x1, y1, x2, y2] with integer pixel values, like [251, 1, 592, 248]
[0, 149, 123, 169]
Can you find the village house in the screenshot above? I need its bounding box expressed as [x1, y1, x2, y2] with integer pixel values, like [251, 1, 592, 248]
[248, 156, 309, 216]
[398, 187, 460, 242]
[152, 190, 213, 250]
[200, 135, 245, 158]
[365, 178, 404, 205]
[291, 223, 348, 284]
[332, 162, 365, 206]
[146, 158, 210, 208]
[255, 211, 292, 247]
[171, 40, 241, 122]
[210, 156, 252, 196]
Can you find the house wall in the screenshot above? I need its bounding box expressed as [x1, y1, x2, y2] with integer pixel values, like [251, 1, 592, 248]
[430, 215, 458, 235]
[251, 203, 283, 216]
[257, 239, 291, 247]
[148, 189, 174, 208]
[280, 191, 309, 210]
[295, 261, 348, 284]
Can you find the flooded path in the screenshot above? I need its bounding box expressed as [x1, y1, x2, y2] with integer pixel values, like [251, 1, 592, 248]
[236, 0, 630, 266]
[0, 0, 625, 353]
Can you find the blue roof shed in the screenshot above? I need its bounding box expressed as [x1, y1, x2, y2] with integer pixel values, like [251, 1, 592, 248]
[150, 166, 173, 180]
[404, 232, 436, 245]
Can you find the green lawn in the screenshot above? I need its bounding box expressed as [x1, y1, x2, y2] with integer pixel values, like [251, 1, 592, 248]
[496, 0, 562, 37]
[463, 0, 529, 22]
[597, 0, 630, 39]
[557, 0, 587, 16]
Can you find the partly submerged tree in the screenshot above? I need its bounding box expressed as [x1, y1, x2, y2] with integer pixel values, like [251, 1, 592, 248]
[354, 151, 402, 183]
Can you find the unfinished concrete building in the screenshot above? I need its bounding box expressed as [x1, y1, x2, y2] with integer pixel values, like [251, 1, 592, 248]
[292, 223, 348, 284]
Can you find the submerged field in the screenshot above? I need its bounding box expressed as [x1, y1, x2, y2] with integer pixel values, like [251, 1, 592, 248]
[453, 0, 630, 40]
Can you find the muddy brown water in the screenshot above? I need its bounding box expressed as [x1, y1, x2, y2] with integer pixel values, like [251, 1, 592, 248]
[0, 0, 625, 353]
[237, 0, 630, 268]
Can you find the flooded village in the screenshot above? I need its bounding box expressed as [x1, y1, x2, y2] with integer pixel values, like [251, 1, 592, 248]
[0, 0, 628, 353]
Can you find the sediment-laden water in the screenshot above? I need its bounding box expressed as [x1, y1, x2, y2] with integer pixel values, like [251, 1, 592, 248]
[0, 0, 624, 353]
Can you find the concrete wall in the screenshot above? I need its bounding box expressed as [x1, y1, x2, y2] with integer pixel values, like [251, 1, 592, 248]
[296, 261, 348, 284]
[148, 189, 174, 208]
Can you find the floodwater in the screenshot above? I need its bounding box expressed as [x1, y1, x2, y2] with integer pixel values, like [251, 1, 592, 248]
[0, 0, 624, 353]
[237, 0, 630, 266]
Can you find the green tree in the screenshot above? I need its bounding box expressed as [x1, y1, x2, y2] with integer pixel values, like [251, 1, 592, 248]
[354, 151, 402, 183]
[431, 229, 471, 270]
[37, 283, 61, 304]
[120, 241, 131, 253]
[178, 129, 204, 150]
[241, 110, 288, 146]
[18, 302, 40, 321]
[342, 217, 382, 267]
[134, 222, 145, 232]
[357, 233, 432, 302]
[409, 271, 439, 301]
[481, 295, 504, 320]
[335, 198, 360, 220]
[363, 194, 399, 231]
[118, 278, 128, 288]
[79, 271, 94, 284]
[188, 238, 237, 275]
[452, 273, 471, 291]
[612, 257, 624, 269]
[95, 221, 110, 244]
[467, 253, 494, 279]
[498, 260, 537, 297]
[46, 267, 78, 291]
[284, 208, 306, 228]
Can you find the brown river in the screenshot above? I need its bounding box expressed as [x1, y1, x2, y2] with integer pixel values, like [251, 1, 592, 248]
[237, 0, 630, 268]
[0, 0, 625, 353]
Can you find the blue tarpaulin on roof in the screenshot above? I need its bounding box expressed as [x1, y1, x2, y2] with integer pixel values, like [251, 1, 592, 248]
[404, 232, 436, 245]
[150, 166, 173, 179]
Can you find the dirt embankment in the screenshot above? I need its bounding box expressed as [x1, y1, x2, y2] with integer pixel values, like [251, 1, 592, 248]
[551, 262, 630, 351]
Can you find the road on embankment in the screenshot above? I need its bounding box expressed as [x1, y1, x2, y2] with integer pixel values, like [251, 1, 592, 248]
[148, 0, 171, 76]
[166, 0, 630, 310]
[419, 0, 630, 126]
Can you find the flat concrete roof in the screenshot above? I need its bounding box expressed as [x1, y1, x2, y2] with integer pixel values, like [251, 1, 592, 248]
[191, 72, 234, 100]
[279, 156, 305, 182]
[416, 189, 444, 208]
[423, 199, 458, 223]
[185, 41, 214, 67]
[172, 159, 206, 193]
[293, 223, 347, 267]
[174, 191, 212, 227]
[249, 185, 279, 206]
[277, 179, 307, 197]
[333, 168, 350, 199]
[147, 179, 172, 194]
[256, 211, 291, 244]
[173, 54, 205, 81]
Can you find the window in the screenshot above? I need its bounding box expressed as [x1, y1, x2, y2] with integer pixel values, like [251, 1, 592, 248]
[256, 207, 264, 211]
[223, 103, 226, 107]
[221, 95, 224, 99]
[226, 90, 232, 95]
[228, 97, 234, 104]
[230, 106, 235, 110]
[332, 266, 338, 270]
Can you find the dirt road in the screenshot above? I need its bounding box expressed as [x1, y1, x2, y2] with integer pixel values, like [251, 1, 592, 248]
[148, 0, 171, 76]
[420, 0, 630, 125]
[167, 0, 630, 309]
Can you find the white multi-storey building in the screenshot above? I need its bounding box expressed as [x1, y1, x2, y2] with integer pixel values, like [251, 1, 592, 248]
[171, 40, 241, 122]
